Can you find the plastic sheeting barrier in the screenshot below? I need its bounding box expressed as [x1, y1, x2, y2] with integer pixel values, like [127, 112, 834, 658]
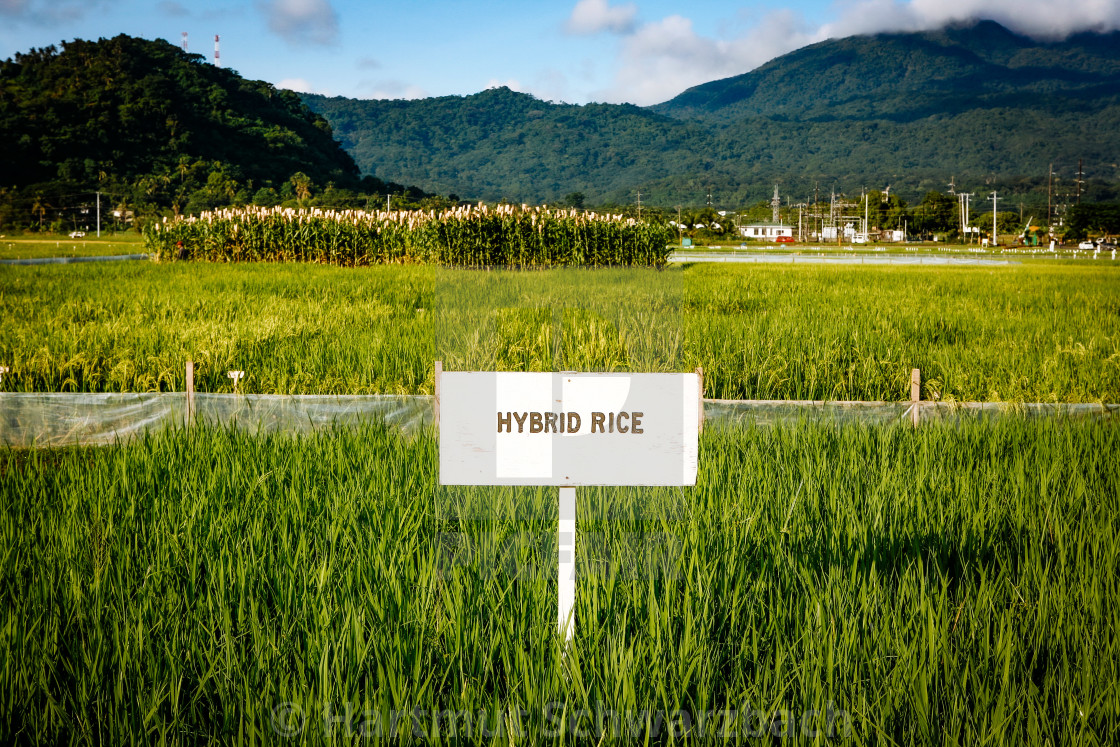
[669, 252, 1016, 266]
[704, 399, 1117, 428]
[1, 393, 1114, 448]
[0, 254, 151, 265]
[0, 393, 433, 448]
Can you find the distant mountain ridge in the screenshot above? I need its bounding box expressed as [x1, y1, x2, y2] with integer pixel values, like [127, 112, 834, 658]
[302, 21, 1120, 206]
[652, 21, 1120, 123]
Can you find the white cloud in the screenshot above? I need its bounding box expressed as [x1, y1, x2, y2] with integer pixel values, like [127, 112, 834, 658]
[277, 77, 331, 95]
[821, 0, 1120, 40]
[489, 71, 577, 104]
[487, 78, 524, 91]
[593, 0, 1120, 105]
[258, 0, 339, 45]
[0, 0, 105, 23]
[566, 0, 637, 34]
[363, 80, 428, 100]
[600, 10, 816, 105]
[158, 0, 189, 17]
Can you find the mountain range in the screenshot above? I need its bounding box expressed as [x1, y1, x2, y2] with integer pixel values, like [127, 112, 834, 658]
[302, 20, 1120, 206]
[2, 22, 1118, 216]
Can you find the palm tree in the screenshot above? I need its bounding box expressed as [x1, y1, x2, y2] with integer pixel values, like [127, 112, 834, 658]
[289, 172, 312, 205]
[30, 194, 50, 231]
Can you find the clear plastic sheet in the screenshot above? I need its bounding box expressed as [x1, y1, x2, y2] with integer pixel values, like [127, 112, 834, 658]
[191, 394, 433, 435]
[669, 252, 1016, 266]
[0, 393, 187, 448]
[1, 394, 1114, 448]
[703, 399, 1118, 428]
[0, 393, 433, 448]
[0, 254, 150, 265]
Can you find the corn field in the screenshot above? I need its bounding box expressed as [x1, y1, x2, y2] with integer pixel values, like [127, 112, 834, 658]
[144, 204, 674, 267]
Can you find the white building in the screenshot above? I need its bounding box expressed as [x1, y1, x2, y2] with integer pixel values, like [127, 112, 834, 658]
[739, 223, 793, 240]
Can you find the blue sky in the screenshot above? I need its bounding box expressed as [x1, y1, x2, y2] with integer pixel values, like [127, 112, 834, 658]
[2, 0, 1119, 105]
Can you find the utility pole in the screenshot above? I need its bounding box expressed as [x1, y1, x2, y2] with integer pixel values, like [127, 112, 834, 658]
[863, 188, 869, 238]
[830, 190, 837, 244]
[990, 191, 999, 246]
[636, 189, 642, 221]
[96, 191, 101, 238]
[676, 205, 682, 245]
[958, 192, 973, 243]
[814, 183, 820, 241]
[1048, 164, 1053, 227]
[963, 193, 972, 243]
[1077, 159, 1083, 205]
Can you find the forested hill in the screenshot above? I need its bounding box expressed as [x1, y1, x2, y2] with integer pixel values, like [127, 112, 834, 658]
[0, 34, 358, 191]
[302, 87, 708, 204]
[303, 21, 1120, 206]
[653, 20, 1120, 123]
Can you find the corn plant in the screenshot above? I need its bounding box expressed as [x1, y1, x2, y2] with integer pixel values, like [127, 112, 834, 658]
[144, 204, 674, 268]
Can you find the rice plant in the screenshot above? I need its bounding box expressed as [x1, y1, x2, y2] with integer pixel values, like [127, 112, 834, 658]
[0, 418, 1116, 743]
[1, 261, 1117, 401]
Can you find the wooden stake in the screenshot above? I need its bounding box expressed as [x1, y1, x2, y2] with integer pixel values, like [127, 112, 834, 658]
[186, 361, 195, 425]
[434, 360, 442, 430]
[910, 368, 921, 426]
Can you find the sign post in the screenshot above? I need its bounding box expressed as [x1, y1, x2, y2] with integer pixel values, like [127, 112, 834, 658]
[437, 369, 700, 642]
[558, 486, 577, 641]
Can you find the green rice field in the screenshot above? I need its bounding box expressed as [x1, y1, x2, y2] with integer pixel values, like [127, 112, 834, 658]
[2, 255, 1118, 744]
[0, 234, 145, 260]
[1, 419, 1117, 743]
[1, 260, 1118, 401]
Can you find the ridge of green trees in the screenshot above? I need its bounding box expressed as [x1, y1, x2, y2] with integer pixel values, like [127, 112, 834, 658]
[0, 35, 450, 232]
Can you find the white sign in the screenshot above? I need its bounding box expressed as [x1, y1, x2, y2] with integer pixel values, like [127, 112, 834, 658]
[439, 372, 699, 486]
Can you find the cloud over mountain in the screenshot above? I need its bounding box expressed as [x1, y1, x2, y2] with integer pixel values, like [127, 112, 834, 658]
[258, 0, 339, 45]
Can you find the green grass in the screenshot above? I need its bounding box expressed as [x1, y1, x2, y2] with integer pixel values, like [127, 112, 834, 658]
[1, 261, 1118, 401]
[1, 419, 1116, 743]
[0, 233, 145, 260]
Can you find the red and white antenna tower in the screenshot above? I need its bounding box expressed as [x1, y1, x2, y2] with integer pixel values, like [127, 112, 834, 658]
[181, 32, 188, 52]
[214, 34, 221, 67]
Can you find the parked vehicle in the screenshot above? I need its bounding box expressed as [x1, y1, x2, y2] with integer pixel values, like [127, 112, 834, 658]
[1078, 241, 1095, 250]
[68, 231, 85, 238]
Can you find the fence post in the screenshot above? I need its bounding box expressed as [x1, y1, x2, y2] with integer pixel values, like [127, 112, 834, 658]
[186, 361, 195, 426]
[434, 360, 442, 430]
[910, 368, 921, 426]
[695, 366, 704, 433]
